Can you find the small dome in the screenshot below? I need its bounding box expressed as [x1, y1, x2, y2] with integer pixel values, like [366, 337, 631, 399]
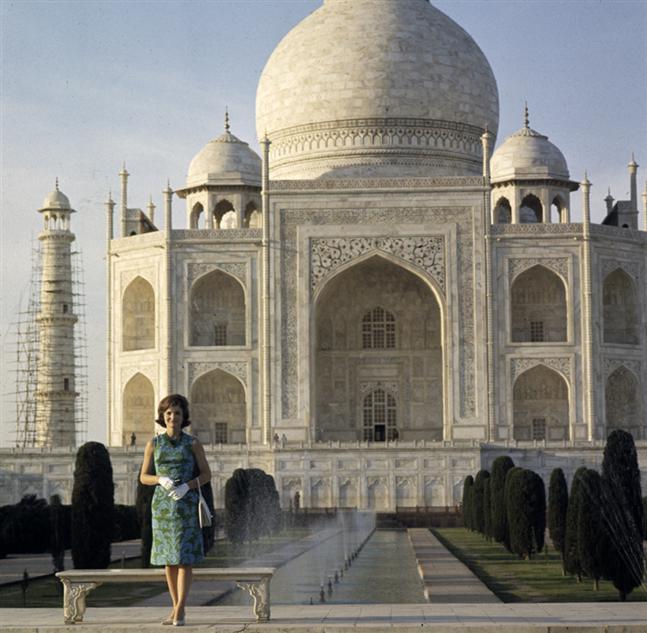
[40, 183, 71, 211]
[490, 124, 569, 183]
[186, 125, 261, 188]
[256, 0, 499, 179]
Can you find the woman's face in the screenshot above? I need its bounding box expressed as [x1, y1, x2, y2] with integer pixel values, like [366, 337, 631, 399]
[164, 405, 183, 436]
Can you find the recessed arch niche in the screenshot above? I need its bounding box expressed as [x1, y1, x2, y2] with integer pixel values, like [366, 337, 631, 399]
[190, 270, 245, 346]
[190, 369, 246, 444]
[511, 265, 567, 342]
[314, 255, 443, 442]
[122, 373, 155, 445]
[512, 364, 569, 441]
[122, 276, 155, 351]
[603, 269, 639, 345]
[605, 366, 643, 439]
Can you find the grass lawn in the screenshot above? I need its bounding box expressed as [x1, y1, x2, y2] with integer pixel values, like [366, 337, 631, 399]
[0, 528, 313, 608]
[433, 527, 646, 603]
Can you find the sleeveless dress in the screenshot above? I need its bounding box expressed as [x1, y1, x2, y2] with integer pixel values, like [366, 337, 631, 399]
[150, 432, 204, 566]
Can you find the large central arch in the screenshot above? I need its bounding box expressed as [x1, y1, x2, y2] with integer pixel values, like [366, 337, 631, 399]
[313, 255, 444, 442]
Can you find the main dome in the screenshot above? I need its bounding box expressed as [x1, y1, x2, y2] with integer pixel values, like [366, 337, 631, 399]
[256, 0, 499, 179]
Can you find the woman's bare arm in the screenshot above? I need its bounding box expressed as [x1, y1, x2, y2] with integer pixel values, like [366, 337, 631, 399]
[140, 439, 160, 485]
[189, 439, 211, 488]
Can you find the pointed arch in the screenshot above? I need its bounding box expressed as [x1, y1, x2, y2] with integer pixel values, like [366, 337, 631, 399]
[190, 202, 204, 229]
[519, 194, 542, 223]
[494, 196, 511, 224]
[122, 373, 155, 445]
[244, 201, 261, 228]
[603, 268, 639, 344]
[122, 276, 155, 350]
[190, 270, 246, 346]
[314, 254, 444, 442]
[605, 366, 643, 438]
[551, 195, 569, 223]
[511, 265, 567, 342]
[190, 368, 246, 444]
[513, 364, 569, 441]
[213, 199, 235, 228]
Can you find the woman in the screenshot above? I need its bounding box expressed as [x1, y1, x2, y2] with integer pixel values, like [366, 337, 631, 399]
[140, 394, 211, 626]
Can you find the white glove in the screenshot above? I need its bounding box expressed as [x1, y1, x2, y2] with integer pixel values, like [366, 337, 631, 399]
[169, 483, 189, 501]
[158, 476, 175, 491]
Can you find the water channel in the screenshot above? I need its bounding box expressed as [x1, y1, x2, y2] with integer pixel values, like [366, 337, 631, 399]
[217, 528, 426, 605]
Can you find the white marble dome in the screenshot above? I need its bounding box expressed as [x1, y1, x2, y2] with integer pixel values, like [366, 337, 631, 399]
[186, 128, 261, 188]
[490, 124, 570, 183]
[41, 186, 71, 210]
[256, 0, 499, 179]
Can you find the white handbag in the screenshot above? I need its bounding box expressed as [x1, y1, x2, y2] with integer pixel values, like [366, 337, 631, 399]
[198, 484, 212, 528]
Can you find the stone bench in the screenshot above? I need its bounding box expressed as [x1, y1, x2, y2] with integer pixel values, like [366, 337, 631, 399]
[55, 567, 275, 624]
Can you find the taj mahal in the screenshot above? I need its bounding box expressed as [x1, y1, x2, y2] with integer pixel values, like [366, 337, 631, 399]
[3, 0, 646, 510]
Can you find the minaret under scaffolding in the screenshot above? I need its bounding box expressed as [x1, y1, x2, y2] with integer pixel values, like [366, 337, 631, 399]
[34, 182, 78, 447]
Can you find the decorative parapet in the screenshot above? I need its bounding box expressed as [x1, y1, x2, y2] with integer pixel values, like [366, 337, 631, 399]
[491, 223, 582, 236]
[172, 229, 262, 242]
[590, 224, 647, 242]
[270, 176, 484, 192]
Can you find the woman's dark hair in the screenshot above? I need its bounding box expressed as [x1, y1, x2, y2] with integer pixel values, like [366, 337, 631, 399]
[156, 394, 191, 428]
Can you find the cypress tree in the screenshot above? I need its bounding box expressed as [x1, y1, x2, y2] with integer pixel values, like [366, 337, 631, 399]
[601, 430, 644, 601]
[71, 442, 114, 569]
[577, 468, 607, 590]
[506, 468, 538, 559]
[503, 465, 522, 552]
[483, 478, 492, 541]
[473, 470, 490, 535]
[491, 456, 515, 546]
[225, 468, 250, 543]
[528, 470, 546, 554]
[548, 468, 568, 573]
[564, 466, 587, 581]
[462, 475, 474, 530]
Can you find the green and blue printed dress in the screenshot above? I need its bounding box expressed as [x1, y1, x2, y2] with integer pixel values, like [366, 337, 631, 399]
[150, 432, 204, 566]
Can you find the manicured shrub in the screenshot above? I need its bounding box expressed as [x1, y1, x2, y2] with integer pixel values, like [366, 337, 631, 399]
[527, 470, 546, 554]
[564, 466, 587, 581]
[502, 466, 522, 552]
[577, 468, 607, 590]
[601, 430, 644, 601]
[548, 468, 568, 573]
[473, 470, 490, 535]
[71, 442, 115, 569]
[225, 468, 251, 543]
[490, 456, 515, 546]
[0, 496, 50, 555]
[461, 475, 474, 530]
[113, 505, 139, 542]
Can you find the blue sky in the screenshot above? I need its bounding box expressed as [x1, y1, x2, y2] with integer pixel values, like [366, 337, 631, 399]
[1, 0, 646, 445]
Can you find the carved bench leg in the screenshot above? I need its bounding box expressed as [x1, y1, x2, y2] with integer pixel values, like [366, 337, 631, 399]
[60, 579, 99, 624]
[237, 579, 270, 622]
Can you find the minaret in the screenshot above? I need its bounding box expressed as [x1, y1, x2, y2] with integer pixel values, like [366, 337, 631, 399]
[34, 181, 78, 447]
[604, 187, 614, 215]
[628, 154, 638, 212]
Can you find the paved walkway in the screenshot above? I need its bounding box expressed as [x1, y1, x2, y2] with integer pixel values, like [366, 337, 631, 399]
[1, 603, 646, 631]
[137, 527, 343, 607]
[408, 528, 500, 603]
[0, 541, 141, 585]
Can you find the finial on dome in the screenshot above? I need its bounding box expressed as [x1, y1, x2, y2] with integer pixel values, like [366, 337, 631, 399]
[225, 107, 230, 132]
[55, 177, 59, 191]
[524, 102, 529, 129]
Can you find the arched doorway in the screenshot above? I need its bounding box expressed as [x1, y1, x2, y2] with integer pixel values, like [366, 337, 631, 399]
[314, 256, 443, 441]
[122, 277, 155, 351]
[513, 365, 569, 440]
[122, 373, 155, 445]
[519, 194, 542, 223]
[511, 265, 567, 342]
[190, 369, 246, 444]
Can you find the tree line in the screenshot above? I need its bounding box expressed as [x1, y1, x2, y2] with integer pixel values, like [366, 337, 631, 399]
[461, 430, 645, 600]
